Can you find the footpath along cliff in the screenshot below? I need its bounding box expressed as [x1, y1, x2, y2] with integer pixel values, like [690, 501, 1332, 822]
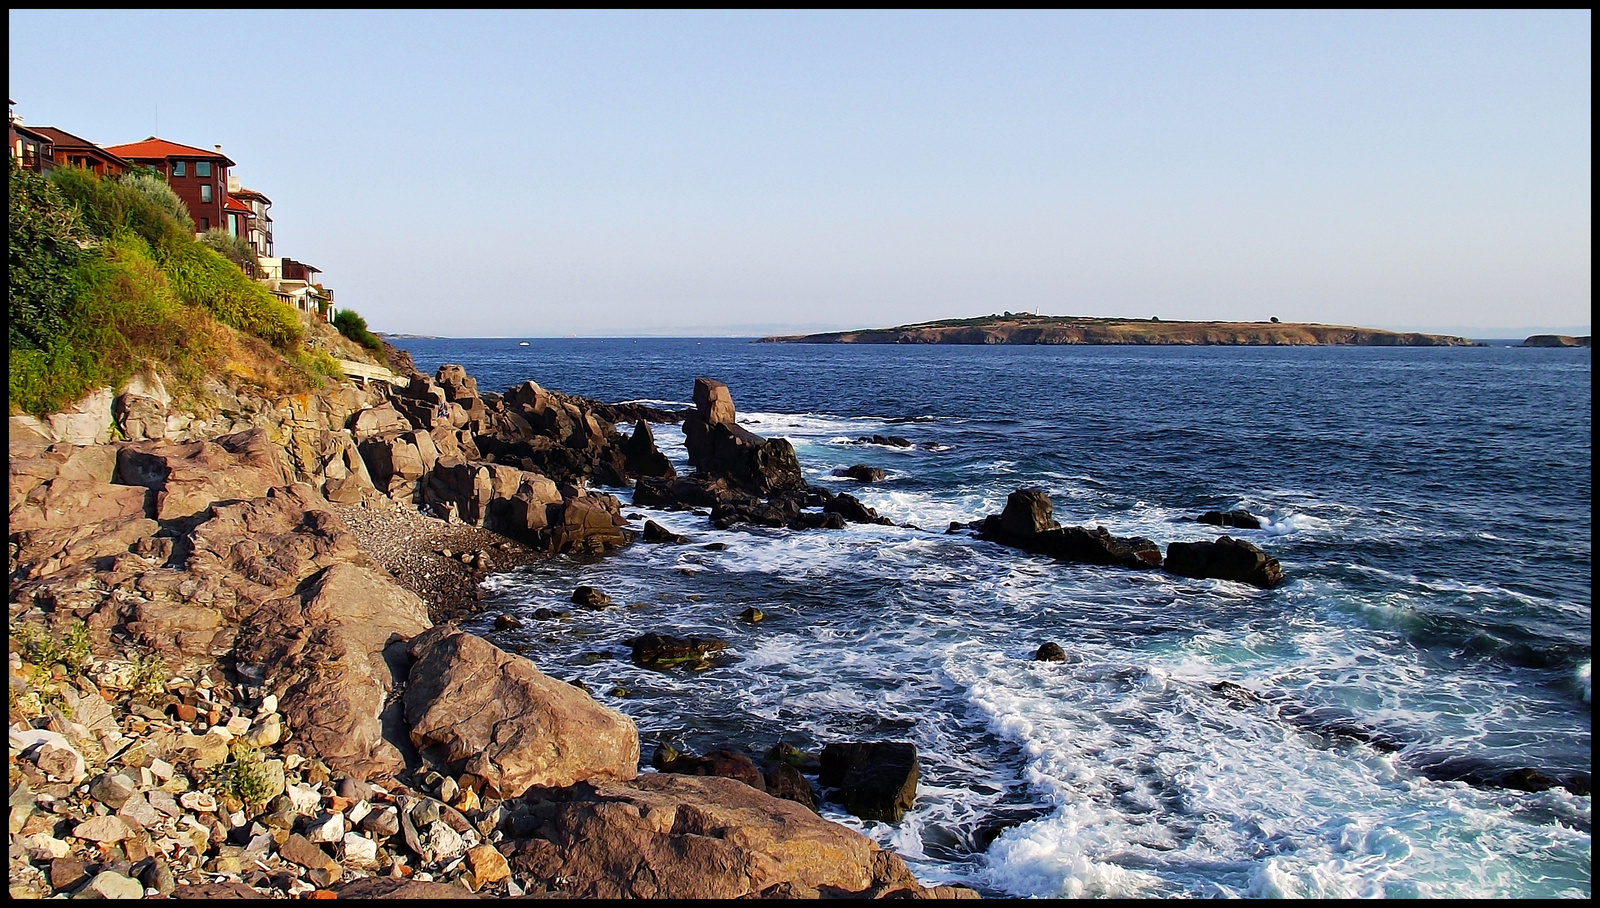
[7, 353, 978, 900]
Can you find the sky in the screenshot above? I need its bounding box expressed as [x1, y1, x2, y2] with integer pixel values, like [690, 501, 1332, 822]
[9, 10, 1591, 337]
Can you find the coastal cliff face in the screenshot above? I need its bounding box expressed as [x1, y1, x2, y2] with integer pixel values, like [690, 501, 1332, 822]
[7, 362, 968, 900]
[761, 315, 1482, 346]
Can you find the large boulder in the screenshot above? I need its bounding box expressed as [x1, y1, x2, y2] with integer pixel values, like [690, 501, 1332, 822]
[999, 489, 1057, 537]
[1033, 525, 1162, 569]
[187, 484, 365, 600]
[348, 403, 412, 443]
[621, 419, 675, 479]
[681, 378, 805, 496]
[818, 742, 919, 823]
[357, 434, 427, 501]
[233, 562, 430, 780]
[1164, 536, 1284, 589]
[9, 476, 149, 533]
[976, 489, 1162, 570]
[46, 387, 116, 446]
[116, 427, 292, 521]
[547, 495, 630, 554]
[404, 626, 639, 797]
[501, 773, 925, 898]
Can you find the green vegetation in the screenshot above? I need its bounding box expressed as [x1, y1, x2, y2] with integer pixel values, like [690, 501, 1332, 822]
[333, 307, 383, 352]
[199, 228, 259, 274]
[8, 159, 328, 416]
[129, 650, 169, 700]
[211, 741, 275, 814]
[11, 620, 93, 675]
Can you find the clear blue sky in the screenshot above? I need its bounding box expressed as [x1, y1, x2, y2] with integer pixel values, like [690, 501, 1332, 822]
[10, 10, 1591, 336]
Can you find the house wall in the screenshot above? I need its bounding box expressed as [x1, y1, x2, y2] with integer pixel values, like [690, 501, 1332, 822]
[129, 155, 229, 233]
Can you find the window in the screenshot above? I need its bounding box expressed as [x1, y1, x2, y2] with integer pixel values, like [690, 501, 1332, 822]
[199, 218, 209, 231]
[228, 214, 239, 236]
[200, 183, 212, 203]
[172, 161, 186, 177]
[195, 161, 211, 177]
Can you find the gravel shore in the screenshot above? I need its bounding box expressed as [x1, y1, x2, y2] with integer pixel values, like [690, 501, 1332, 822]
[327, 497, 547, 624]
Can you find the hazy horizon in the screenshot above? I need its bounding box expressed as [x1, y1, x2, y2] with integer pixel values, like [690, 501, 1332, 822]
[10, 11, 1590, 337]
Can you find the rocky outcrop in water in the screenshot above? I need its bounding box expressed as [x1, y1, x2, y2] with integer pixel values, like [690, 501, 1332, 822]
[974, 489, 1163, 570]
[1165, 536, 1283, 589]
[632, 378, 899, 533]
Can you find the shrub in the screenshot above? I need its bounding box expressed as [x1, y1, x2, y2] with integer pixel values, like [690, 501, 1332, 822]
[333, 308, 382, 351]
[9, 158, 87, 351]
[49, 164, 192, 252]
[211, 741, 275, 814]
[199, 228, 259, 274]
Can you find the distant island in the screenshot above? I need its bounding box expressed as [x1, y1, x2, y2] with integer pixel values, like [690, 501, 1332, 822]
[1520, 334, 1591, 348]
[758, 314, 1483, 346]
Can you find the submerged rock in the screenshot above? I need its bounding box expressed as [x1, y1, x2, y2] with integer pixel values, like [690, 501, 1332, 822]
[625, 632, 730, 669]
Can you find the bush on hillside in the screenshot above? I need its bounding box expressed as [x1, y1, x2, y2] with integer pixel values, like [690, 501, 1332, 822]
[9, 162, 323, 416]
[49, 164, 192, 252]
[161, 242, 302, 349]
[333, 308, 382, 352]
[9, 158, 88, 351]
[199, 229, 260, 275]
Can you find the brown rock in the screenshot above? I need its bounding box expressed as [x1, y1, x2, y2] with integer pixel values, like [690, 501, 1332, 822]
[234, 562, 430, 781]
[404, 626, 639, 797]
[116, 427, 292, 521]
[504, 773, 919, 898]
[999, 489, 1057, 538]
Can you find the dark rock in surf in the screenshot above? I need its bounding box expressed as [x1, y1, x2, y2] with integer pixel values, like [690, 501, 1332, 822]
[1164, 536, 1283, 589]
[976, 491, 1162, 570]
[1033, 642, 1067, 662]
[833, 465, 887, 483]
[682, 378, 806, 497]
[620, 419, 675, 480]
[854, 435, 913, 448]
[625, 632, 729, 669]
[999, 489, 1057, 537]
[641, 519, 689, 543]
[823, 492, 893, 526]
[1192, 509, 1262, 529]
[571, 585, 612, 609]
[819, 741, 919, 824]
[762, 761, 818, 812]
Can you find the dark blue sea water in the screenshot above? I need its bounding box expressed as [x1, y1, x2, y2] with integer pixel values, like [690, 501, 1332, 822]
[395, 337, 1590, 898]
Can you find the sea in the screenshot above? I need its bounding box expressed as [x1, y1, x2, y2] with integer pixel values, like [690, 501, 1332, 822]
[392, 336, 1590, 899]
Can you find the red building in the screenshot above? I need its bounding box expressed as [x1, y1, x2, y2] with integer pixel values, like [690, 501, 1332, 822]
[103, 137, 235, 234]
[31, 126, 130, 178]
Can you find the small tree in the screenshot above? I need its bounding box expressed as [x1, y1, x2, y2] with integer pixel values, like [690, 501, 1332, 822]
[199, 229, 259, 276]
[333, 308, 382, 351]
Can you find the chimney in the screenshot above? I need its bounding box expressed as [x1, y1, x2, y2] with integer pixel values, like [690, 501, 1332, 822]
[214, 144, 223, 154]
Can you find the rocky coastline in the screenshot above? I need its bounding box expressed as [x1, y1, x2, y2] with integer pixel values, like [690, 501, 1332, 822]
[15, 344, 1584, 900]
[8, 359, 977, 899]
[759, 314, 1483, 346]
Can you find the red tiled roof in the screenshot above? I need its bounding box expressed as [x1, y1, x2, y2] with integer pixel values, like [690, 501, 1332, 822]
[230, 187, 272, 204]
[103, 137, 235, 167]
[224, 196, 252, 212]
